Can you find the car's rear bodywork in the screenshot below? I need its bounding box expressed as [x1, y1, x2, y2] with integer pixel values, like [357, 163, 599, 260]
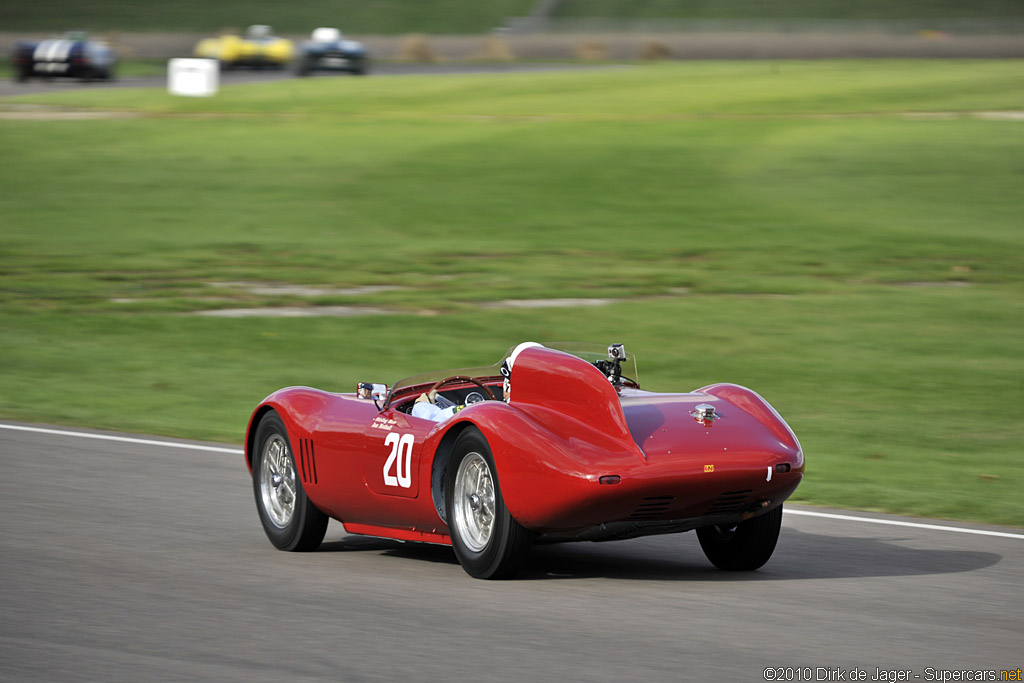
[11, 33, 116, 83]
[245, 344, 803, 568]
[194, 25, 293, 69]
[297, 28, 369, 76]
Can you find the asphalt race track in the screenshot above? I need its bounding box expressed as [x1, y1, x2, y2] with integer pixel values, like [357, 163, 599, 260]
[1, 421, 1021, 681]
[0, 63, 614, 99]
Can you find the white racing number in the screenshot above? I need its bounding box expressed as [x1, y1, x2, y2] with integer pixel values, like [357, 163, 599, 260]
[383, 432, 414, 488]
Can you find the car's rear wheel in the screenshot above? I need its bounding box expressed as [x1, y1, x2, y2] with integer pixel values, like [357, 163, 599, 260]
[446, 428, 532, 579]
[253, 411, 328, 551]
[696, 504, 783, 570]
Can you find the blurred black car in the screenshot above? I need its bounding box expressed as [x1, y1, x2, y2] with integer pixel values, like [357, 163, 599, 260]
[11, 31, 116, 82]
[296, 28, 369, 76]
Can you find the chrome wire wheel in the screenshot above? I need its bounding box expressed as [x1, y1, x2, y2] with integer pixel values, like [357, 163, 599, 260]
[259, 434, 297, 529]
[452, 451, 495, 553]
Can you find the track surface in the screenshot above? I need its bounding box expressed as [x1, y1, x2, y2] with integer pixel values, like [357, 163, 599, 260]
[2, 422, 1021, 681]
[0, 63, 610, 99]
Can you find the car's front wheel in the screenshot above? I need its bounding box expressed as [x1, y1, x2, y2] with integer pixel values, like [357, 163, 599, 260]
[696, 504, 783, 570]
[446, 428, 533, 579]
[252, 411, 328, 551]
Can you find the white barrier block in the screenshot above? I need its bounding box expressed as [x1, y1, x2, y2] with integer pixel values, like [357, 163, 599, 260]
[168, 58, 218, 97]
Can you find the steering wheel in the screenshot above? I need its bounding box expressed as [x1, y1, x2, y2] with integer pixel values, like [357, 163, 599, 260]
[427, 376, 496, 402]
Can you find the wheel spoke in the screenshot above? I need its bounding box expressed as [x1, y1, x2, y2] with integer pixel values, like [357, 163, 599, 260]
[260, 435, 297, 529]
[454, 452, 499, 552]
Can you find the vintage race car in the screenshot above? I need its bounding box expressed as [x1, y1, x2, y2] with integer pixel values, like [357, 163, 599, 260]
[194, 25, 293, 70]
[245, 342, 804, 579]
[10, 32, 116, 83]
[296, 27, 369, 76]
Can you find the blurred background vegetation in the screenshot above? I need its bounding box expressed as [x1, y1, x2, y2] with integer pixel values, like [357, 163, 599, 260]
[3, 0, 1024, 33]
[552, 0, 1024, 20]
[5, 0, 531, 34]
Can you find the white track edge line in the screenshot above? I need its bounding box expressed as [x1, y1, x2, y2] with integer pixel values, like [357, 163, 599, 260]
[3, 423, 1021, 539]
[0, 423, 243, 455]
[785, 509, 1023, 540]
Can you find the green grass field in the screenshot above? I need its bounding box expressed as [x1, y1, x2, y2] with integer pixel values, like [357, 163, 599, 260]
[1, 61, 1022, 526]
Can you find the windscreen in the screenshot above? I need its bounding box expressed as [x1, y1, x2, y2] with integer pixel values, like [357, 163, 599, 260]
[385, 342, 638, 407]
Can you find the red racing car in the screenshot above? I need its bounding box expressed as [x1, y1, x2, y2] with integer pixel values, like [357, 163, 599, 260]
[245, 342, 804, 579]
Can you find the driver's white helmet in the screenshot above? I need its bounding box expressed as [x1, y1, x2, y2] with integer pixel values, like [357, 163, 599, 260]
[501, 342, 543, 402]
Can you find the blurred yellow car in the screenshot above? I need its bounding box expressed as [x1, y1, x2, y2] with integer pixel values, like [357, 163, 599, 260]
[194, 25, 293, 69]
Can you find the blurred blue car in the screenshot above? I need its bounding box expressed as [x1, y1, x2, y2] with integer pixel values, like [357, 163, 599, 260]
[11, 31, 116, 83]
[296, 28, 369, 76]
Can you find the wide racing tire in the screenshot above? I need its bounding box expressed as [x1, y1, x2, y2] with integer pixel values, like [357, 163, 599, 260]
[252, 411, 328, 551]
[696, 504, 783, 571]
[446, 428, 533, 579]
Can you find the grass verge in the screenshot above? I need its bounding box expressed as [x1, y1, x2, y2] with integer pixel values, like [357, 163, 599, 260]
[1, 60, 1022, 526]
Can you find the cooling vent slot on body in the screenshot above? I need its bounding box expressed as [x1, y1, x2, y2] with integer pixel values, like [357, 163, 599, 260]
[630, 496, 675, 520]
[298, 438, 318, 485]
[706, 489, 752, 515]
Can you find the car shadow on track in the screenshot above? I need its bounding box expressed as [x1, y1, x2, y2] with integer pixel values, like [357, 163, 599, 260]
[316, 529, 1002, 581]
[525, 529, 1002, 582]
[318, 535, 461, 566]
